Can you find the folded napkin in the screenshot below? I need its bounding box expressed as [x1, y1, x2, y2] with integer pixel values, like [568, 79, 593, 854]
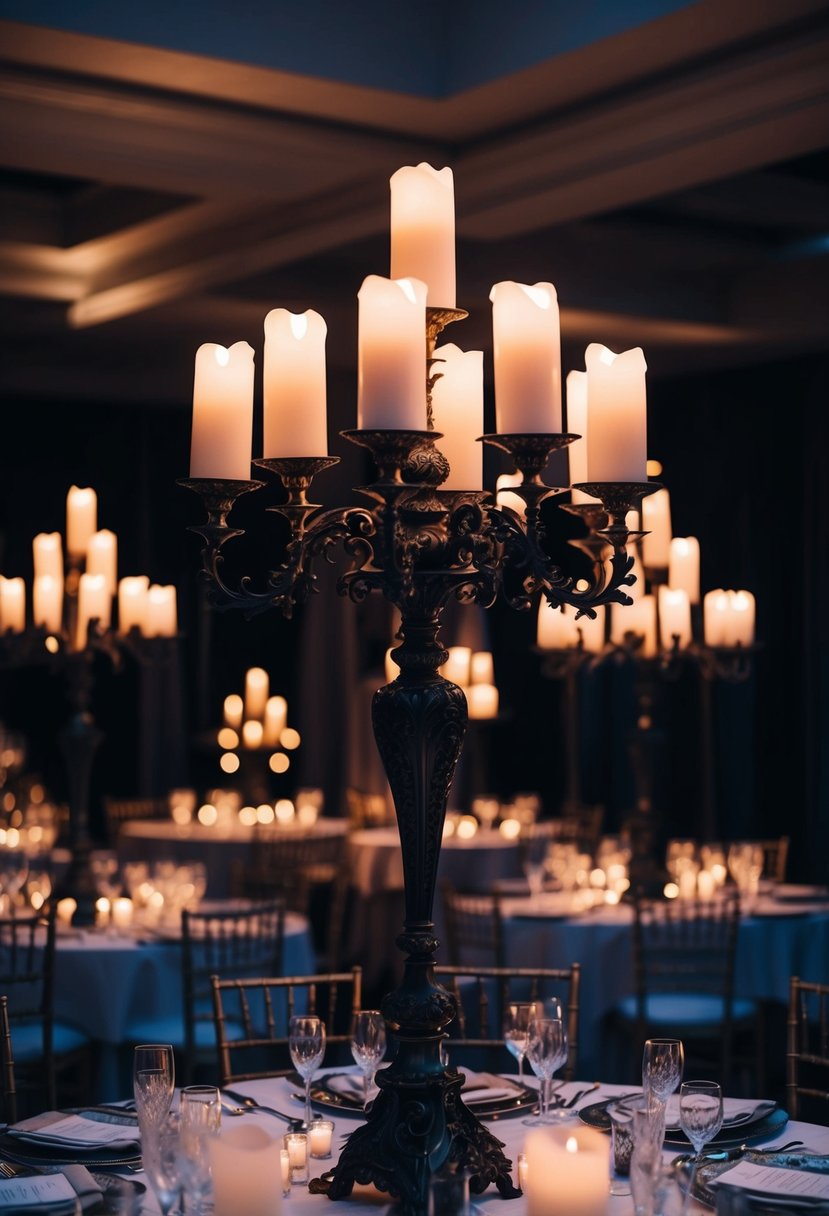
[0, 1164, 102, 1213]
[665, 1097, 776, 1133]
[7, 1111, 140, 1155]
[458, 1072, 524, 1104]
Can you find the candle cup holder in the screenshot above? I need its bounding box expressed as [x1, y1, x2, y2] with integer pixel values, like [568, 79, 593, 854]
[253, 456, 340, 507]
[481, 432, 579, 486]
[689, 640, 758, 684]
[342, 429, 438, 487]
[177, 477, 265, 549]
[572, 480, 661, 520]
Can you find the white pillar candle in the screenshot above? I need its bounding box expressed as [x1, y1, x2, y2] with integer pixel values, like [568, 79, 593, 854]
[430, 343, 483, 489]
[669, 536, 700, 604]
[111, 897, 133, 931]
[0, 578, 25, 633]
[66, 486, 97, 557]
[642, 487, 672, 569]
[729, 590, 756, 646]
[244, 667, 269, 721]
[146, 584, 177, 637]
[56, 897, 76, 926]
[263, 309, 328, 457]
[210, 1124, 283, 1216]
[190, 341, 255, 480]
[390, 163, 455, 307]
[470, 651, 494, 685]
[704, 589, 730, 646]
[611, 593, 657, 657]
[658, 586, 692, 650]
[468, 683, 498, 719]
[76, 572, 110, 647]
[85, 530, 118, 598]
[577, 606, 606, 654]
[33, 532, 63, 581]
[33, 575, 62, 633]
[584, 343, 647, 482]
[118, 576, 149, 634]
[242, 720, 264, 749]
[441, 646, 471, 686]
[537, 601, 579, 649]
[697, 870, 715, 901]
[496, 473, 526, 518]
[524, 1125, 609, 1215]
[490, 281, 562, 433]
[357, 275, 427, 430]
[263, 695, 288, 747]
[280, 1149, 291, 1195]
[224, 694, 243, 729]
[566, 370, 600, 504]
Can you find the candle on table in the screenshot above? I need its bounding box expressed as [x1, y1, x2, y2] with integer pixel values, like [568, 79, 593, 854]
[118, 576, 149, 635]
[111, 897, 133, 931]
[697, 870, 715, 901]
[470, 651, 494, 685]
[283, 1132, 308, 1183]
[517, 1152, 528, 1191]
[56, 898, 76, 926]
[33, 575, 62, 633]
[66, 486, 97, 557]
[467, 683, 498, 719]
[33, 532, 63, 581]
[76, 573, 110, 648]
[242, 720, 264, 749]
[524, 1125, 609, 1215]
[263, 696, 288, 747]
[357, 275, 427, 430]
[658, 586, 692, 650]
[85, 529, 118, 599]
[584, 343, 647, 483]
[263, 309, 328, 457]
[441, 646, 471, 687]
[390, 163, 455, 307]
[642, 487, 672, 569]
[566, 370, 600, 504]
[210, 1124, 283, 1216]
[244, 667, 269, 721]
[429, 343, 483, 490]
[308, 1119, 334, 1158]
[224, 694, 243, 730]
[669, 536, 700, 603]
[190, 341, 255, 480]
[146, 585, 177, 637]
[490, 281, 562, 433]
[280, 1148, 291, 1196]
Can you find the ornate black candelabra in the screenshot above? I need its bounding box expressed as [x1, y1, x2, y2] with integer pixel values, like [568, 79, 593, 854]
[180, 310, 658, 1213]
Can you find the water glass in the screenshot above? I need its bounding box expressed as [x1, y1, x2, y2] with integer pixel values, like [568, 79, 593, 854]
[143, 1111, 182, 1216]
[133, 1044, 174, 1139]
[607, 1099, 635, 1195]
[350, 1010, 386, 1106]
[629, 1097, 668, 1216]
[679, 1080, 723, 1157]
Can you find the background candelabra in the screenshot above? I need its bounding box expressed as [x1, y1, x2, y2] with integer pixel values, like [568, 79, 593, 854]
[179, 162, 661, 1213]
[537, 479, 757, 868]
[0, 488, 178, 924]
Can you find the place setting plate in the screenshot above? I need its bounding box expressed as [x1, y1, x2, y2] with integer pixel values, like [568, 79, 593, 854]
[579, 1096, 789, 1149]
[293, 1070, 538, 1120]
[674, 1148, 829, 1210]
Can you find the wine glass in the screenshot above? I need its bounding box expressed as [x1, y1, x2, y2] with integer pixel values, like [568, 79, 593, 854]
[133, 1044, 175, 1139]
[523, 1017, 567, 1125]
[679, 1080, 723, 1199]
[350, 1010, 386, 1107]
[289, 1015, 326, 1128]
[642, 1038, 684, 1105]
[503, 1002, 537, 1081]
[143, 1111, 183, 1216]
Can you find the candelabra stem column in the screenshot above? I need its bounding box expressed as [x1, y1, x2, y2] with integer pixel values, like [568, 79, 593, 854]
[322, 610, 519, 1213]
[562, 663, 582, 811]
[55, 654, 103, 926]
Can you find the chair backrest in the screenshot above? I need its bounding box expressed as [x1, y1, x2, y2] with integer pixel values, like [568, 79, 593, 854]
[181, 900, 285, 1080]
[345, 788, 393, 829]
[0, 905, 56, 1106]
[441, 883, 504, 968]
[230, 831, 343, 916]
[103, 796, 169, 843]
[758, 837, 790, 884]
[0, 994, 18, 1126]
[434, 963, 581, 1080]
[787, 975, 829, 1121]
[210, 967, 363, 1086]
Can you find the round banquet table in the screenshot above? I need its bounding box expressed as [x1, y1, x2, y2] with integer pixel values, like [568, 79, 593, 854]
[346, 827, 523, 987]
[116, 817, 349, 897]
[133, 1073, 829, 1214]
[498, 893, 829, 1079]
[54, 909, 315, 1099]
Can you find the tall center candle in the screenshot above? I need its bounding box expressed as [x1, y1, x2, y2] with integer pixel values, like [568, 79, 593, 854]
[190, 341, 255, 480]
[357, 275, 427, 430]
[584, 343, 647, 482]
[390, 164, 455, 307]
[263, 309, 328, 457]
[66, 486, 97, 557]
[490, 281, 562, 434]
[429, 343, 483, 489]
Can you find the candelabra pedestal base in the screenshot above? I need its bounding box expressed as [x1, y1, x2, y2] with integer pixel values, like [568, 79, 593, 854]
[55, 708, 103, 927]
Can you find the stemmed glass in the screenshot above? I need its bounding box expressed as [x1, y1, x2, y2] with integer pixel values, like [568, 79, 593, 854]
[642, 1038, 684, 1106]
[679, 1080, 723, 1203]
[503, 1002, 538, 1081]
[143, 1111, 183, 1216]
[350, 1010, 386, 1107]
[522, 1017, 567, 1125]
[133, 1044, 175, 1140]
[289, 1015, 326, 1128]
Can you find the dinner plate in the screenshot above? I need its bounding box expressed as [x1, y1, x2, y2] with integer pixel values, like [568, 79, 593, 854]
[579, 1098, 789, 1148]
[674, 1149, 829, 1210]
[299, 1072, 538, 1120]
[0, 1168, 145, 1215]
